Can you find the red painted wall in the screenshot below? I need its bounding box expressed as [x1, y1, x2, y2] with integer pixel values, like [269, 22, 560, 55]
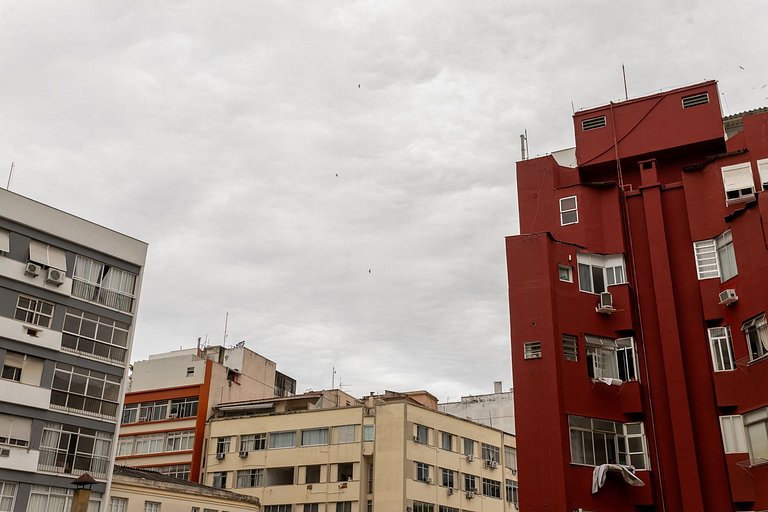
[508, 82, 768, 511]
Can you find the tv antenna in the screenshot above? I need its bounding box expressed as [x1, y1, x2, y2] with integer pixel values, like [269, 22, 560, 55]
[5, 162, 14, 190]
[520, 130, 528, 161]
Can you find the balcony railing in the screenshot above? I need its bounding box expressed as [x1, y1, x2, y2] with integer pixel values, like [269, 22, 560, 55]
[72, 279, 134, 313]
[37, 448, 109, 479]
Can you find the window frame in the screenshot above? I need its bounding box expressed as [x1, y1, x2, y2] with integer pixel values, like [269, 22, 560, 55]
[708, 326, 736, 371]
[14, 295, 54, 328]
[743, 314, 768, 362]
[577, 253, 626, 294]
[415, 462, 431, 483]
[585, 336, 638, 382]
[559, 196, 578, 226]
[721, 162, 755, 204]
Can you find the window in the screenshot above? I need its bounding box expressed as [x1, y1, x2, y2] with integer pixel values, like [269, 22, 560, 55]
[216, 437, 231, 455]
[463, 473, 477, 491]
[744, 407, 768, 464]
[558, 265, 573, 282]
[414, 424, 429, 444]
[28, 240, 67, 270]
[0, 351, 40, 385]
[269, 431, 295, 449]
[240, 433, 266, 452]
[440, 467, 456, 488]
[27, 486, 102, 512]
[694, 239, 719, 279]
[721, 162, 755, 204]
[559, 196, 578, 225]
[412, 502, 433, 512]
[568, 415, 648, 469]
[463, 438, 475, 456]
[0, 414, 31, 447]
[440, 431, 453, 451]
[481, 443, 500, 462]
[14, 295, 54, 328]
[362, 425, 375, 442]
[482, 478, 501, 498]
[582, 115, 606, 131]
[506, 479, 519, 507]
[154, 464, 191, 480]
[562, 334, 578, 361]
[170, 397, 199, 418]
[0, 229, 9, 255]
[121, 404, 138, 424]
[743, 314, 768, 361]
[577, 253, 626, 293]
[337, 462, 353, 482]
[166, 431, 194, 452]
[720, 415, 748, 453]
[0, 365, 20, 382]
[62, 308, 130, 364]
[682, 92, 709, 108]
[116, 437, 133, 456]
[439, 507, 459, 512]
[301, 428, 329, 446]
[586, 336, 637, 381]
[335, 503, 352, 512]
[758, 158, 768, 190]
[212, 472, 228, 489]
[50, 363, 121, 418]
[109, 497, 127, 512]
[336, 425, 356, 444]
[134, 434, 165, 455]
[708, 327, 735, 371]
[236, 469, 264, 488]
[416, 462, 430, 482]
[72, 255, 137, 313]
[305, 465, 321, 484]
[38, 423, 113, 478]
[504, 446, 517, 470]
[145, 502, 161, 512]
[524, 341, 542, 359]
[716, 230, 738, 281]
[303, 505, 319, 512]
[139, 401, 168, 422]
[186, 366, 195, 376]
[263, 507, 291, 512]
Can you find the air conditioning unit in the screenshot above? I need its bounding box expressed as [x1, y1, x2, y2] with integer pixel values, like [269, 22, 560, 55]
[138, 415, 149, 422]
[215, 452, 225, 460]
[485, 460, 498, 469]
[719, 289, 738, 305]
[596, 291, 615, 313]
[0, 448, 9, 457]
[413, 435, 422, 443]
[239, 450, 248, 458]
[425, 477, 432, 484]
[25, 262, 41, 277]
[466, 491, 475, 499]
[46, 267, 65, 286]
[511, 469, 517, 475]
[168, 413, 178, 419]
[447, 487, 454, 495]
[466, 454, 474, 462]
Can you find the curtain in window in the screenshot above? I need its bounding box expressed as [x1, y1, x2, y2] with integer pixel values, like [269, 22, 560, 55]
[302, 429, 328, 446]
[74, 257, 103, 284]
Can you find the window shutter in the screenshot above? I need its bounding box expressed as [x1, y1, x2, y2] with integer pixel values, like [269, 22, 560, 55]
[721, 163, 754, 192]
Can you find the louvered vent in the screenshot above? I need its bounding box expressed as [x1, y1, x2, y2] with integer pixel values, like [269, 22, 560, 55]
[582, 116, 606, 131]
[682, 93, 709, 108]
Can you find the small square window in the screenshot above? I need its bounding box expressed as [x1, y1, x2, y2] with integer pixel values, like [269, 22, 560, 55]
[186, 367, 195, 377]
[558, 265, 573, 282]
[524, 342, 542, 360]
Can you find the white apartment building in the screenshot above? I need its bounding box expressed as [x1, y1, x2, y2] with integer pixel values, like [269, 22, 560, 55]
[439, 382, 516, 435]
[0, 188, 147, 511]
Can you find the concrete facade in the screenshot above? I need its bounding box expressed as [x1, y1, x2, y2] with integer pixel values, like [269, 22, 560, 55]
[507, 81, 768, 511]
[439, 382, 516, 435]
[204, 390, 519, 512]
[0, 188, 147, 512]
[117, 344, 296, 482]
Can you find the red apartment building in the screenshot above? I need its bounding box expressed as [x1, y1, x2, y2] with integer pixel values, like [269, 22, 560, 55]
[506, 81, 768, 511]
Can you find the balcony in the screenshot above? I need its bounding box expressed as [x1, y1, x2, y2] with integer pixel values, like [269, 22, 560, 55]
[713, 359, 768, 411]
[37, 449, 109, 480]
[568, 464, 654, 507]
[71, 279, 134, 314]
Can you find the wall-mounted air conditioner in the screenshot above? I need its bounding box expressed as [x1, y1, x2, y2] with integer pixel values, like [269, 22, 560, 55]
[718, 289, 738, 306]
[596, 292, 615, 314]
[466, 491, 475, 499]
[215, 452, 225, 460]
[239, 450, 248, 458]
[466, 454, 474, 462]
[46, 267, 65, 286]
[25, 262, 41, 277]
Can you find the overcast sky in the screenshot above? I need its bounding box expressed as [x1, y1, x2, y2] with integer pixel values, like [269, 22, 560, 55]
[1, 1, 766, 402]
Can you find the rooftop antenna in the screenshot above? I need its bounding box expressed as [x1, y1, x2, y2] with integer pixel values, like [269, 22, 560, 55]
[331, 366, 336, 389]
[520, 130, 528, 160]
[622, 64, 629, 100]
[5, 162, 14, 190]
[223, 312, 229, 345]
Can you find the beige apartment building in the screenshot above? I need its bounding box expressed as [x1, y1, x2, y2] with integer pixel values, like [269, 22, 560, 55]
[203, 390, 519, 512]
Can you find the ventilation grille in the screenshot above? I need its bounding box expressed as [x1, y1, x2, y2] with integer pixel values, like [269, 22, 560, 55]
[682, 93, 709, 108]
[582, 116, 607, 131]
